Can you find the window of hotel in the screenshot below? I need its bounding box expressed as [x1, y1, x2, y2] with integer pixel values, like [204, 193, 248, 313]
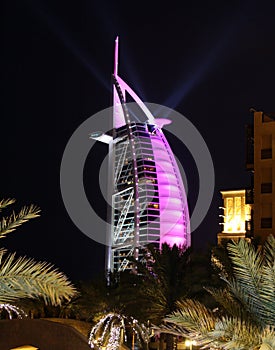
[234, 196, 242, 231]
[261, 218, 272, 228]
[261, 135, 272, 159]
[261, 183, 272, 193]
[261, 167, 272, 193]
[261, 204, 272, 228]
[226, 197, 233, 221]
[224, 196, 244, 233]
[261, 148, 272, 159]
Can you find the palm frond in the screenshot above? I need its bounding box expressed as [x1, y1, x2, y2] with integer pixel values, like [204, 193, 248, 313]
[0, 251, 76, 305]
[164, 299, 216, 339]
[222, 277, 266, 328]
[226, 239, 275, 327]
[210, 316, 262, 349]
[259, 344, 274, 350]
[164, 237, 275, 349]
[227, 239, 263, 290]
[205, 287, 246, 319]
[0, 248, 7, 262]
[264, 235, 275, 267]
[260, 263, 275, 326]
[260, 326, 275, 349]
[0, 205, 40, 238]
[0, 198, 16, 211]
[211, 253, 228, 280]
[224, 240, 267, 323]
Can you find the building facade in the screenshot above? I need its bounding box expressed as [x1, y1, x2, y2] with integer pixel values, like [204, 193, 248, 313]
[93, 39, 190, 271]
[246, 110, 275, 242]
[218, 109, 275, 244]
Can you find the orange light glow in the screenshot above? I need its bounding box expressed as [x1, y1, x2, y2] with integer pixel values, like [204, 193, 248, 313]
[220, 190, 252, 233]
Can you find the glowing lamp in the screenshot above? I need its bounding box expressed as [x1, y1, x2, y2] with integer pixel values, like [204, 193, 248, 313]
[10, 346, 39, 350]
[185, 339, 196, 349]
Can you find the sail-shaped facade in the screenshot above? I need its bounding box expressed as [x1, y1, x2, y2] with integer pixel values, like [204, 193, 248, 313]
[95, 38, 190, 271]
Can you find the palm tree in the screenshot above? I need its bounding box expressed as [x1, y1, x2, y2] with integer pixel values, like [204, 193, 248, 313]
[88, 312, 153, 350]
[161, 236, 275, 349]
[0, 197, 76, 314]
[111, 243, 191, 327]
[124, 243, 192, 350]
[59, 278, 108, 321]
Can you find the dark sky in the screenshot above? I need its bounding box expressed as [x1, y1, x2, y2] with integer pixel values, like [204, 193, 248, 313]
[3, 0, 275, 281]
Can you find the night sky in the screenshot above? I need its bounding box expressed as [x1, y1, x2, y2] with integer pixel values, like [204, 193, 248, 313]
[3, 0, 275, 281]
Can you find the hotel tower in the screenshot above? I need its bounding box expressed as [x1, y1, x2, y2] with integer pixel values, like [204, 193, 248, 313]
[92, 38, 190, 271]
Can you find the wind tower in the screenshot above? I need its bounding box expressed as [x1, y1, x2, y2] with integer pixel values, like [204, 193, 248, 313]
[93, 38, 190, 272]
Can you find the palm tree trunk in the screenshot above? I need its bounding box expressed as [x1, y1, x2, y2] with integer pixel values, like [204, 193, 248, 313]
[159, 333, 165, 350]
[165, 333, 174, 350]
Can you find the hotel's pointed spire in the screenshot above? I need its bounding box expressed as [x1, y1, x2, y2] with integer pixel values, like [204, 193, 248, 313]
[114, 36, 119, 76]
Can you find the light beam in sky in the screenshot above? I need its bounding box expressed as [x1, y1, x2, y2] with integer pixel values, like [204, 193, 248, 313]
[160, 4, 250, 112]
[30, 1, 110, 91]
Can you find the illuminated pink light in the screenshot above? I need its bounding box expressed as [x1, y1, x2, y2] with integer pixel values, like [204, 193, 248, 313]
[154, 118, 172, 128]
[151, 130, 190, 248]
[113, 38, 125, 129]
[114, 36, 119, 76]
[163, 236, 186, 247]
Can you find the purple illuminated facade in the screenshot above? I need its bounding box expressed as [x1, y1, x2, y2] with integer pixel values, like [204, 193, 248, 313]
[105, 38, 190, 271]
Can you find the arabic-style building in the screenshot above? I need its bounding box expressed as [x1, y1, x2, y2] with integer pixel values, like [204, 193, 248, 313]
[218, 109, 275, 245]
